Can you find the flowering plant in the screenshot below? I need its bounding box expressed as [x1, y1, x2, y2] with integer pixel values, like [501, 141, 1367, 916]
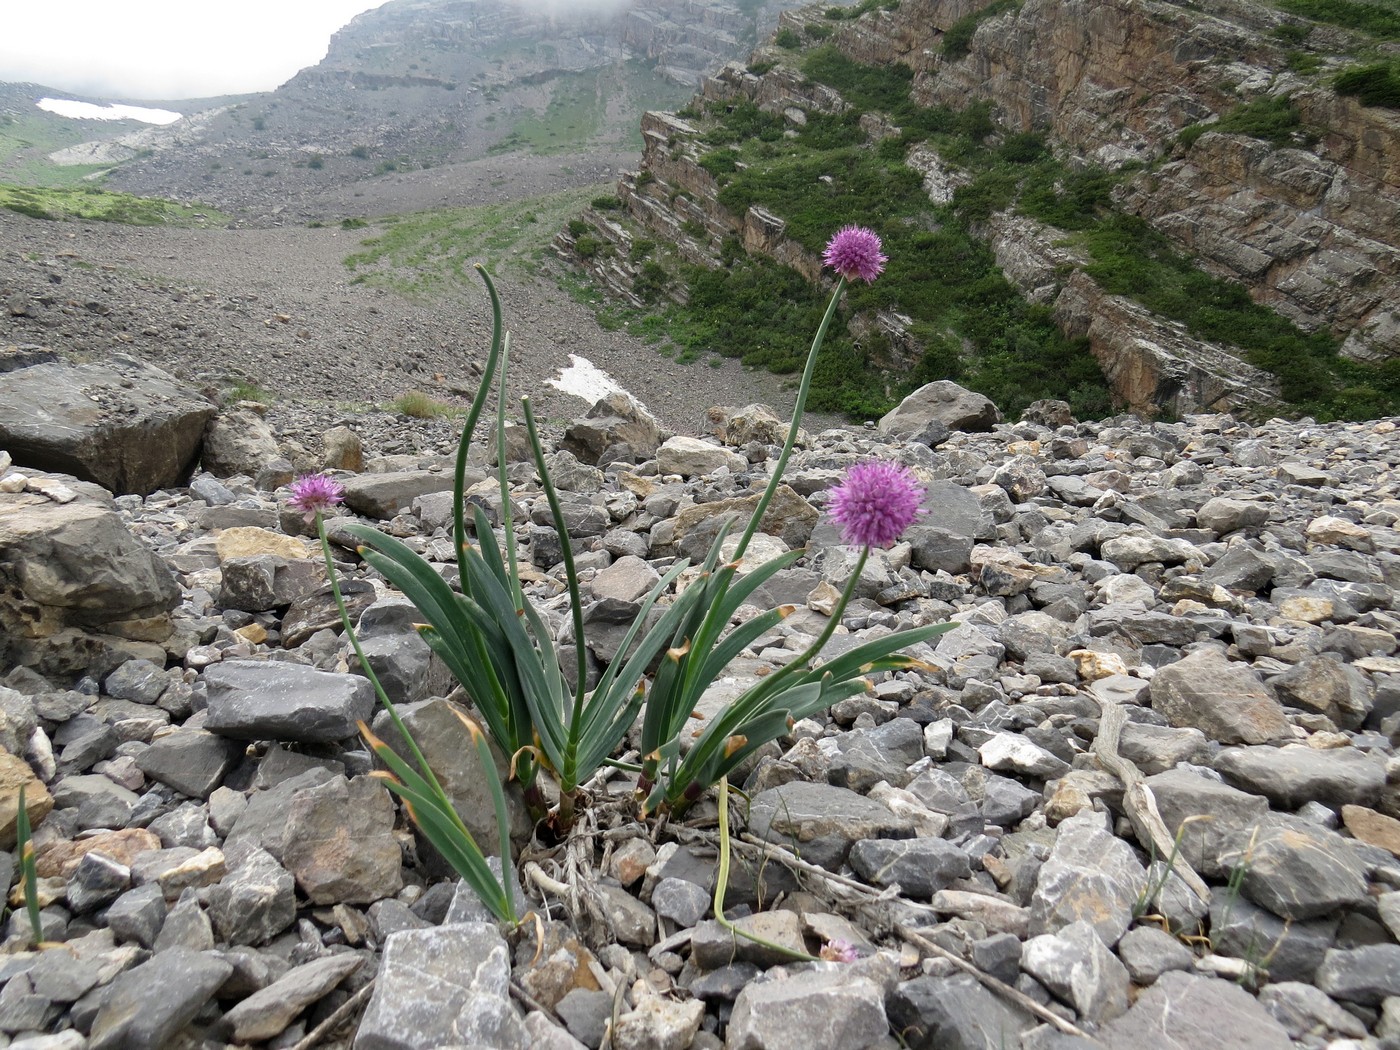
[296, 226, 954, 921]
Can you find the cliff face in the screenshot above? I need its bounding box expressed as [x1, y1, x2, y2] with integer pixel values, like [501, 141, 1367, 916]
[562, 0, 1399, 416]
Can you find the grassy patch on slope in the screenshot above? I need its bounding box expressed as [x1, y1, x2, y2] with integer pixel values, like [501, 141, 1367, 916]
[0, 183, 226, 226]
[342, 184, 605, 297]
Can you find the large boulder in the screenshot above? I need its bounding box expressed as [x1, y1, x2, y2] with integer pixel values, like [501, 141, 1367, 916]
[0, 482, 180, 677]
[0, 347, 215, 495]
[200, 403, 282, 478]
[560, 392, 665, 465]
[878, 381, 1002, 438]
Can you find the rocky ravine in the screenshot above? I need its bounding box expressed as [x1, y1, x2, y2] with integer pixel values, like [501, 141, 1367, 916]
[2, 340, 1400, 1048]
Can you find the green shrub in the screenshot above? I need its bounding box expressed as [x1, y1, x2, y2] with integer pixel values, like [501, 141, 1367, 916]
[805, 22, 833, 39]
[1278, 0, 1400, 37]
[308, 155, 325, 170]
[1335, 63, 1400, 107]
[591, 195, 623, 210]
[699, 149, 740, 177]
[1178, 94, 1303, 148]
[633, 261, 670, 302]
[942, 0, 1020, 59]
[350, 144, 372, 159]
[341, 216, 369, 229]
[775, 28, 802, 48]
[574, 235, 605, 258]
[567, 218, 589, 237]
[629, 238, 656, 260]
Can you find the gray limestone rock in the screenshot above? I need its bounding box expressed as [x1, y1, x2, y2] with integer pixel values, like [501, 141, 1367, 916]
[203, 659, 375, 743]
[1096, 971, 1291, 1050]
[848, 838, 972, 897]
[220, 952, 362, 1044]
[747, 781, 914, 871]
[879, 381, 1002, 437]
[206, 845, 297, 945]
[1115, 924, 1194, 984]
[354, 923, 526, 1050]
[1021, 920, 1130, 1023]
[86, 947, 232, 1050]
[341, 469, 458, 519]
[0, 353, 214, 495]
[1315, 943, 1400, 1005]
[1214, 743, 1386, 809]
[727, 968, 888, 1050]
[135, 728, 242, 799]
[1224, 816, 1370, 921]
[1149, 649, 1291, 745]
[887, 972, 1035, 1050]
[1030, 810, 1147, 946]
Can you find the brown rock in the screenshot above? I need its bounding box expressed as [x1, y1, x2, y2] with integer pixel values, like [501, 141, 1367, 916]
[1342, 805, 1400, 859]
[0, 749, 51, 850]
[35, 827, 160, 878]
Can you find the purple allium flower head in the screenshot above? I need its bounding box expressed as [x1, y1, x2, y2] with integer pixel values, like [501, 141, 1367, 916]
[828, 461, 924, 548]
[819, 938, 859, 963]
[822, 225, 887, 283]
[287, 473, 346, 523]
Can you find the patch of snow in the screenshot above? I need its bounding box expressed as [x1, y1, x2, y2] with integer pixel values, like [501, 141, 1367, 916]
[38, 98, 183, 125]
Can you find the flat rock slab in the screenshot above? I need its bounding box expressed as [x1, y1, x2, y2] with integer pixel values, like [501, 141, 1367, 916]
[0, 350, 214, 495]
[86, 946, 232, 1050]
[203, 659, 374, 743]
[342, 470, 456, 519]
[747, 781, 914, 871]
[1097, 971, 1292, 1050]
[1215, 744, 1386, 809]
[727, 969, 888, 1050]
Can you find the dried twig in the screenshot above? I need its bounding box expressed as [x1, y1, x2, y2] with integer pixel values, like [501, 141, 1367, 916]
[287, 978, 376, 1050]
[1092, 693, 1210, 902]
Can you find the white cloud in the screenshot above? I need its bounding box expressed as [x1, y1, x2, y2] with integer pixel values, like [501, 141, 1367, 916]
[0, 1, 393, 100]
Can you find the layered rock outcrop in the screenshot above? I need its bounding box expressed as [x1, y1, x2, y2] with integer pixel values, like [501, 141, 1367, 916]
[561, 0, 1398, 415]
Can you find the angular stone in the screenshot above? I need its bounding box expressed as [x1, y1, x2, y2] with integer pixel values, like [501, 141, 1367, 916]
[0, 496, 180, 677]
[1115, 924, 1194, 984]
[1196, 498, 1270, 534]
[1215, 744, 1385, 809]
[1021, 920, 1130, 1023]
[1270, 652, 1373, 730]
[747, 782, 914, 871]
[370, 697, 531, 859]
[203, 659, 374, 743]
[887, 973, 1035, 1050]
[87, 947, 231, 1050]
[1210, 893, 1336, 983]
[1224, 817, 1369, 921]
[1149, 649, 1290, 744]
[612, 996, 704, 1050]
[135, 729, 242, 799]
[849, 838, 971, 898]
[1096, 971, 1291, 1050]
[206, 845, 297, 945]
[354, 923, 526, 1050]
[728, 968, 887, 1050]
[0, 748, 52, 849]
[691, 912, 808, 969]
[657, 435, 747, 476]
[1316, 944, 1400, 1006]
[342, 470, 456, 519]
[879, 380, 1002, 437]
[1030, 810, 1147, 946]
[1146, 767, 1271, 879]
[221, 953, 362, 1043]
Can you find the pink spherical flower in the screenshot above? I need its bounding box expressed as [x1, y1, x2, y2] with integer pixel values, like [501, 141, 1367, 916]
[828, 461, 924, 548]
[819, 938, 859, 963]
[287, 473, 346, 523]
[822, 225, 887, 284]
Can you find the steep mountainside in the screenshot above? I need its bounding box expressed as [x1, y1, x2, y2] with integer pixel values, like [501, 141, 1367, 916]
[91, 0, 853, 219]
[560, 0, 1400, 419]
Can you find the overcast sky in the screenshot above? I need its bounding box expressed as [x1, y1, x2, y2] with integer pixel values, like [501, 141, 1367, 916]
[0, 1, 394, 101]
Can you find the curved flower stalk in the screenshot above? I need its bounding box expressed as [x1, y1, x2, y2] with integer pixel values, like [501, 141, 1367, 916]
[638, 226, 954, 816]
[289, 473, 519, 924]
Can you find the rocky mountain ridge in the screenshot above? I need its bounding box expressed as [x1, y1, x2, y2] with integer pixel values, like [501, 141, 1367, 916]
[88, 0, 853, 219]
[561, 0, 1399, 417]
